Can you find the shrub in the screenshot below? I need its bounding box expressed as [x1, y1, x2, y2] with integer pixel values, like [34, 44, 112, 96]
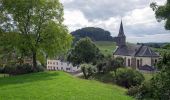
[80, 63, 96, 79]
[0, 66, 4, 73]
[127, 86, 140, 97]
[113, 68, 144, 88]
[2, 64, 44, 75]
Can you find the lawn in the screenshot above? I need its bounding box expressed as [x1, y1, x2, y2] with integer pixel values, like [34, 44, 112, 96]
[143, 73, 155, 81]
[95, 41, 116, 56]
[0, 71, 133, 100]
[0, 74, 9, 78]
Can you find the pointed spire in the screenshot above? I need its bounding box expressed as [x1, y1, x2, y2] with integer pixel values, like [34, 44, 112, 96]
[118, 20, 125, 37]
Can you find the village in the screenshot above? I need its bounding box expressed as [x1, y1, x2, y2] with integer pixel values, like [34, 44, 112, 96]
[0, 0, 170, 100]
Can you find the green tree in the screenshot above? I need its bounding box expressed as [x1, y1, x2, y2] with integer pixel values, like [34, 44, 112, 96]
[0, 0, 72, 69]
[150, 0, 170, 30]
[80, 63, 96, 79]
[67, 37, 102, 65]
[113, 68, 144, 88]
[107, 57, 124, 76]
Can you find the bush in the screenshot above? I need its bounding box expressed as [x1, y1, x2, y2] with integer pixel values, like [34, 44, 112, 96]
[127, 86, 140, 97]
[2, 64, 44, 75]
[80, 63, 96, 79]
[0, 66, 4, 73]
[112, 68, 144, 88]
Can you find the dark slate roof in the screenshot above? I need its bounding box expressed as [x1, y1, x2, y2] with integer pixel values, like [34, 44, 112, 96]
[118, 20, 125, 37]
[114, 44, 160, 57]
[138, 65, 156, 71]
[135, 46, 160, 57]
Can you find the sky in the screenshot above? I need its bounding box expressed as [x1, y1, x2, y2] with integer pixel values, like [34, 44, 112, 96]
[60, 0, 170, 43]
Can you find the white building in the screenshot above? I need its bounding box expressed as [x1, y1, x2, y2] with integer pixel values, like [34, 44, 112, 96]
[113, 21, 160, 71]
[47, 59, 80, 72]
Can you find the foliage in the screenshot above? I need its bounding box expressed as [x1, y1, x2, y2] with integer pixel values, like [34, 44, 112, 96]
[156, 52, 170, 70]
[1, 64, 44, 75]
[150, 1, 170, 30]
[0, 71, 132, 100]
[162, 43, 170, 49]
[71, 27, 113, 42]
[67, 37, 103, 65]
[150, 64, 170, 100]
[80, 63, 96, 79]
[113, 68, 144, 88]
[96, 61, 107, 73]
[128, 57, 170, 100]
[92, 72, 114, 83]
[106, 56, 124, 75]
[0, 0, 72, 68]
[127, 81, 153, 100]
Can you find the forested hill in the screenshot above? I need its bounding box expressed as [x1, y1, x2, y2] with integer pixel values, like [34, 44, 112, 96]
[71, 27, 114, 41]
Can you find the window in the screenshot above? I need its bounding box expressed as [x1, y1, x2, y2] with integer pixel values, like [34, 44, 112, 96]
[53, 62, 55, 65]
[128, 59, 130, 66]
[61, 62, 63, 65]
[66, 68, 70, 70]
[137, 60, 140, 68]
[155, 59, 157, 63]
[56, 62, 58, 65]
[61, 67, 63, 70]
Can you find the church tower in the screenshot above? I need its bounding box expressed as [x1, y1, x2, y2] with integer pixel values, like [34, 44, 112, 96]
[115, 20, 126, 47]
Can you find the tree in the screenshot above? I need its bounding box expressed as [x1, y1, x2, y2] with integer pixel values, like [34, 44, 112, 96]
[0, 0, 72, 69]
[107, 57, 124, 76]
[67, 37, 102, 65]
[113, 68, 144, 88]
[80, 63, 96, 79]
[150, 1, 170, 30]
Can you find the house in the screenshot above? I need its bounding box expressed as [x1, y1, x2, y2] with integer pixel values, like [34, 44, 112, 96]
[113, 21, 160, 71]
[47, 59, 80, 72]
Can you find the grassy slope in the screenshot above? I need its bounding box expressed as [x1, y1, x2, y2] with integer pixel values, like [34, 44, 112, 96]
[0, 71, 133, 100]
[95, 41, 116, 56]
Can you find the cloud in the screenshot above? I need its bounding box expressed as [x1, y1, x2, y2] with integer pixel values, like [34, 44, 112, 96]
[127, 33, 170, 43]
[61, 0, 170, 43]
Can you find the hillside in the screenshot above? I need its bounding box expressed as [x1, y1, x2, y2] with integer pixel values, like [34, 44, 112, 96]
[95, 41, 116, 56]
[71, 27, 113, 42]
[0, 71, 132, 100]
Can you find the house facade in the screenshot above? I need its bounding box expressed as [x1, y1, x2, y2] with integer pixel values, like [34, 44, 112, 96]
[113, 21, 160, 71]
[47, 60, 80, 72]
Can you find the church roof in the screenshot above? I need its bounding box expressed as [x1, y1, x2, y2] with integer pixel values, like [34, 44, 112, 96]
[114, 44, 160, 57]
[118, 20, 125, 37]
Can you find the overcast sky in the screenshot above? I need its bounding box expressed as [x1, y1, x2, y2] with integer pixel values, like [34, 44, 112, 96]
[60, 0, 170, 43]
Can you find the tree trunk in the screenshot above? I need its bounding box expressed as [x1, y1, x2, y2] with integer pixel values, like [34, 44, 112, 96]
[32, 51, 37, 70]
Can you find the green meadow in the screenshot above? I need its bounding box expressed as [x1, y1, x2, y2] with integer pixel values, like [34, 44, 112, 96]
[0, 71, 133, 100]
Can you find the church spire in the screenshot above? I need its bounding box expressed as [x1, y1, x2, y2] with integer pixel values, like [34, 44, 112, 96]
[114, 20, 126, 47]
[118, 20, 125, 37]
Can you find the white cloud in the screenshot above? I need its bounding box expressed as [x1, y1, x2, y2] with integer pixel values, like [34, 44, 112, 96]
[62, 0, 170, 43]
[128, 33, 170, 43]
[64, 10, 89, 31]
[123, 7, 156, 26]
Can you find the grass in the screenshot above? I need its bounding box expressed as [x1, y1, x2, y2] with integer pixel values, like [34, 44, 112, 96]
[95, 41, 116, 56]
[0, 74, 9, 78]
[0, 71, 133, 100]
[143, 73, 155, 81]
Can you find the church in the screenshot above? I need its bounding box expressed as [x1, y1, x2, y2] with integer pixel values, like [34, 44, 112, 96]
[113, 21, 160, 71]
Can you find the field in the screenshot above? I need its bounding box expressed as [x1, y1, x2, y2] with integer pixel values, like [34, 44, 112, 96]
[0, 71, 133, 100]
[95, 41, 116, 56]
[95, 41, 170, 56]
